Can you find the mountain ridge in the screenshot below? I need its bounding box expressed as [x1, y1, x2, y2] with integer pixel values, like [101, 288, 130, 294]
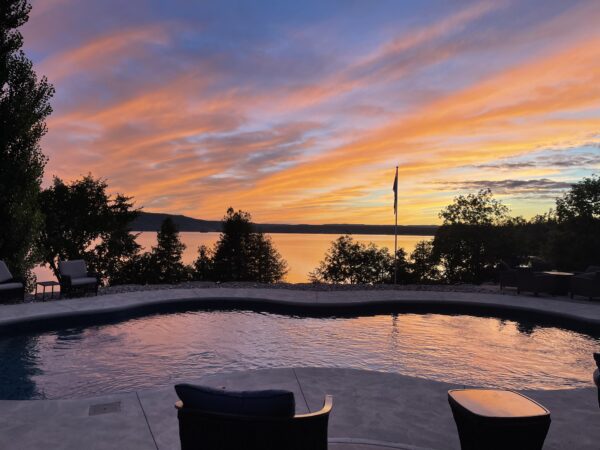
[132, 212, 438, 236]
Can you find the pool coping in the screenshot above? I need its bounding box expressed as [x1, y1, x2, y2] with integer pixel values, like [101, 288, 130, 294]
[1, 287, 599, 335]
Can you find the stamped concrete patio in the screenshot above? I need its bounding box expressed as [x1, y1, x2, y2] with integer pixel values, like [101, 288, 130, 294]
[0, 368, 598, 450]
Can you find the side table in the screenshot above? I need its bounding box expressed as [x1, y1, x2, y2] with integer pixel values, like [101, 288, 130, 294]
[35, 280, 60, 301]
[448, 389, 551, 450]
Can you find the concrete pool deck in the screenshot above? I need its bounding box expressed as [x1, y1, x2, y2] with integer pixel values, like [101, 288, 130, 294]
[0, 368, 598, 450]
[1, 287, 600, 334]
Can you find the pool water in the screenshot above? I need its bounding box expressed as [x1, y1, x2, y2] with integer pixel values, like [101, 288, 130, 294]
[1, 311, 598, 399]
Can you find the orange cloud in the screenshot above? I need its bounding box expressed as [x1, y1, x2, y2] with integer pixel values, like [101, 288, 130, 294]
[35, 0, 600, 225]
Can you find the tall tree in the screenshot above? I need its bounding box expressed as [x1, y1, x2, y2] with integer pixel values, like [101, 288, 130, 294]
[0, 0, 54, 285]
[433, 189, 517, 283]
[546, 176, 600, 270]
[211, 208, 287, 283]
[151, 217, 187, 283]
[193, 245, 213, 281]
[90, 194, 142, 284]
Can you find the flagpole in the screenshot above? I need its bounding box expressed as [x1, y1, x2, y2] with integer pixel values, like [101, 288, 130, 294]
[394, 165, 398, 285]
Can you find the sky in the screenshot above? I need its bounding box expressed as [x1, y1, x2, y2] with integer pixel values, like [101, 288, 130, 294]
[23, 0, 600, 225]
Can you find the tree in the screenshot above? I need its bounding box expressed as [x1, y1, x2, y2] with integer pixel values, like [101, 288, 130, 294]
[433, 189, 516, 283]
[309, 235, 364, 284]
[211, 208, 287, 282]
[545, 176, 600, 270]
[309, 235, 393, 284]
[0, 0, 54, 286]
[409, 240, 439, 283]
[389, 248, 412, 284]
[193, 245, 213, 281]
[555, 175, 600, 221]
[38, 175, 141, 284]
[439, 189, 509, 226]
[90, 194, 142, 284]
[211, 208, 254, 281]
[150, 217, 187, 283]
[246, 233, 288, 284]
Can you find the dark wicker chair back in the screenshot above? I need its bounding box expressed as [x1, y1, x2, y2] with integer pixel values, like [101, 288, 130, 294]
[176, 395, 332, 450]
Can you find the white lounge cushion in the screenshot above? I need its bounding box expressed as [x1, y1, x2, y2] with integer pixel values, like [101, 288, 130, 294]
[59, 260, 88, 279]
[0, 261, 13, 283]
[71, 277, 97, 286]
[0, 282, 23, 291]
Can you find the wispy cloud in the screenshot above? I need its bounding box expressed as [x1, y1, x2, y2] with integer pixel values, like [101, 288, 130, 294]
[23, 0, 600, 224]
[431, 179, 573, 195]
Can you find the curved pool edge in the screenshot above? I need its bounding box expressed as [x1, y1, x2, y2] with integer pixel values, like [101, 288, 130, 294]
[0, 368, 598, 450]
[1, 287, 599, 335]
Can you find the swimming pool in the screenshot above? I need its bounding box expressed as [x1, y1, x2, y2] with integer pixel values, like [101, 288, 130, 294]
[1, 310, 598, 400]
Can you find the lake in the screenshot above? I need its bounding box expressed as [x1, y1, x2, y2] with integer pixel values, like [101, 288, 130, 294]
[33, 233, 432, 284]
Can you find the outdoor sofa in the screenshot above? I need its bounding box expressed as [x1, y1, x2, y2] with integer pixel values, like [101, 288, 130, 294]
[175, 383, 333, 450]
[58, 259, 99, 297]
[0, 260, 25, 303]
[570, 266, 600, 300]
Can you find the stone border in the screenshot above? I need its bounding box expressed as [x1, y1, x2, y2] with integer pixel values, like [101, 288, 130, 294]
[1, 287, 599, 335]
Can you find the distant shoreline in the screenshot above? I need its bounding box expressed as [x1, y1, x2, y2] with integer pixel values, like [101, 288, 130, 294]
[132, 212, 438, 236]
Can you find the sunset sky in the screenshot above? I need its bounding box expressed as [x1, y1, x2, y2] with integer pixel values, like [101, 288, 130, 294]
[24, 0, 600, 225]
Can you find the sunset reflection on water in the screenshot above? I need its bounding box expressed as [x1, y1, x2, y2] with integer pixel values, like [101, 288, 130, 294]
[1, 311, 598, 400]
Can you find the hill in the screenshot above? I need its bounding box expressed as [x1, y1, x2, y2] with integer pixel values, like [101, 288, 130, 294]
[132, 212, 438, 236]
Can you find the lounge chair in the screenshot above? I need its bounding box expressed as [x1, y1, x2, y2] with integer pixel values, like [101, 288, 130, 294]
[174, 383, 333, 450]
[0, 260, 25, 303]
[58, 260, 99, 297]
[516, 269, 557, 296]
[594, 353, 600, 408]
[497, 261, 517, 290]
[570, 266, 600, 300]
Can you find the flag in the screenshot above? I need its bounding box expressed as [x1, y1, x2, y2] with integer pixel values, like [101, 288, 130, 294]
[392, 166, 398, 214]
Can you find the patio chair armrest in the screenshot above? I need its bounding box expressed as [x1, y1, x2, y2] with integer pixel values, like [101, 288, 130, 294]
[294, 395, 333, 419]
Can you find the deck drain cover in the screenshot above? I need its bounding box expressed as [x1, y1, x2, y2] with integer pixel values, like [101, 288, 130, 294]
[89, 401, 121, 416]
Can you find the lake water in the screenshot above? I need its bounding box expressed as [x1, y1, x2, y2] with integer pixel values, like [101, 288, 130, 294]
[34, 233, 431, 284]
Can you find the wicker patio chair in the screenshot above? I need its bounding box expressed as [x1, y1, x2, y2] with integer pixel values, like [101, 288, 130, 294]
[58, 260, 99, 297]
[570, 266, 600, 300]
[0, 260, 25, 303]
[497, 261, 518, 290]
[516, 269, 557, 296]
[175, 383, 333, 450]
